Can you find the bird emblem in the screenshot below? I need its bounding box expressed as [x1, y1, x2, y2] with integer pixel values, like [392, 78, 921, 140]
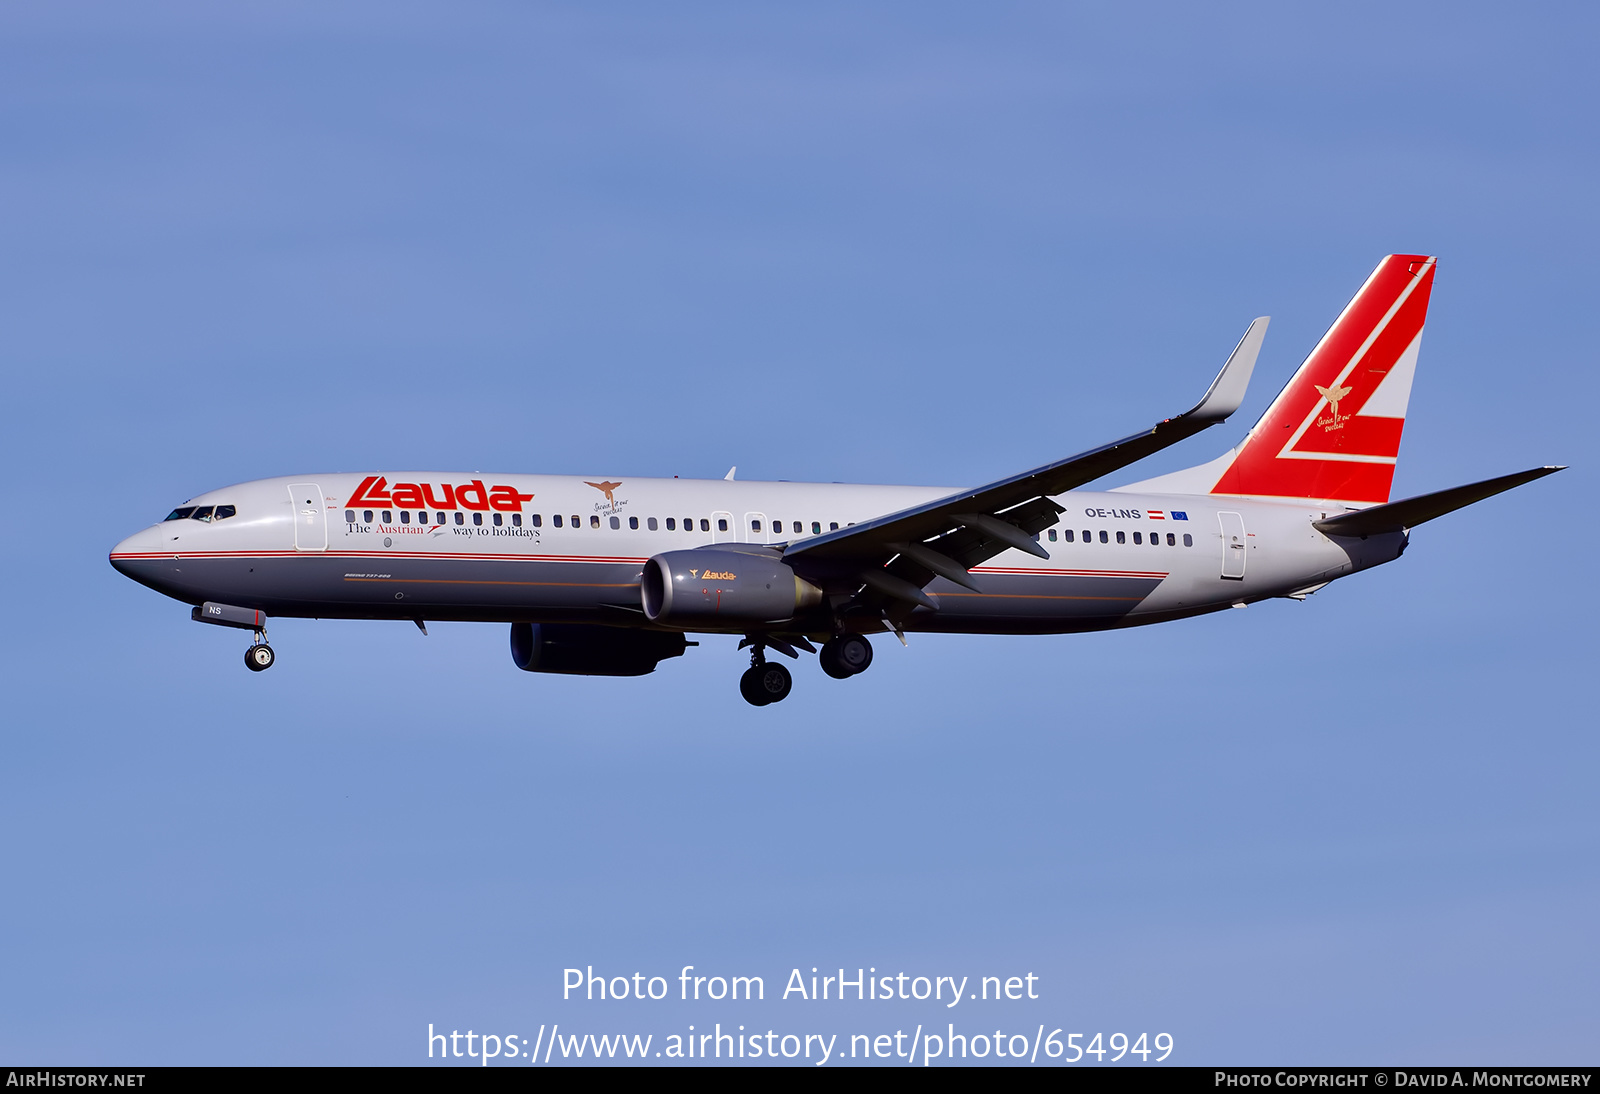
[1314, 381, 1354, 420]
[584, 480, 623, 506]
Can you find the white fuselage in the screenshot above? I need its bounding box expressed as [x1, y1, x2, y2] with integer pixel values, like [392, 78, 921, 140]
[110, 472, 1399, 636]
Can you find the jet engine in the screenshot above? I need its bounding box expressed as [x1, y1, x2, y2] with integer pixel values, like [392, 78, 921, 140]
[509, 622, 688, 676]
[641, 549, 822, 627]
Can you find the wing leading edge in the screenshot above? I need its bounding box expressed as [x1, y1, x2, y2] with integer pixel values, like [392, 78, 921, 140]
[782, 318, 1270, 617]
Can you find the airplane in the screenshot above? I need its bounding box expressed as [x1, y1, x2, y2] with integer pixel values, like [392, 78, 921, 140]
[110, 254, 1563, 706]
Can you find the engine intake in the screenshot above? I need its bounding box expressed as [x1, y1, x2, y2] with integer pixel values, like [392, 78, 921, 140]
[510, 622, 688, 677]
[641, 549, 822, 626]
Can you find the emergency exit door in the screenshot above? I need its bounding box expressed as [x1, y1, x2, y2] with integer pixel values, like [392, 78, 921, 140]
[1218, 510, 1246, 579]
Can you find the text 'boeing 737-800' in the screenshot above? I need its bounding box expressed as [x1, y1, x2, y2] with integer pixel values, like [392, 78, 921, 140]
[111, 255, 1563, 705]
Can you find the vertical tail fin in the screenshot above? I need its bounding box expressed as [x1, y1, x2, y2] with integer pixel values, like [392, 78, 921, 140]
[1121, 255, 1436, 506]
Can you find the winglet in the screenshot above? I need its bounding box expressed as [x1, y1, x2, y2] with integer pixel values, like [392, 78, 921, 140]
[1180, 317, 1268, 425]
[724, 466, 737, 481]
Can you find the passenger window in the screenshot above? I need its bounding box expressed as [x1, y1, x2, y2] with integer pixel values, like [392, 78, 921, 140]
[1048, 529, 1057, 541]
[1099, 530, 1108, 543]
[646, 517, 657, 530]
[531, 514, 541, 527]
[1167, 533, 1176, 546]
[455, 512, 464, 525]
[717, 518, 728, 532]
[1116, 531, 1125, 544]
[590, 515, 600, 529]
[436, 512, 446, 524]
[512, 514, 522, 527]
[812, 521, 821, 534]
[700, 519, 710, 532]
[553, 514, 563, 528]
[1133, 531, 1142, 544]
[345, 510, 355, 523]
[571, 516, 580, 527]
[363, 510, 373, 523]
[400, 511, 410, 524]
[1063, 529, 1074, 542]
[192, 506, 214, 522]
[383, 510, 393, 523]
[830, 522, 839, 531]
[1082, 530, 1091, 541]
[751, 519, 761, 532]
[493, 513, 503, 526]
[164, 507, 197, 521]
[214, 505, 236, 520]
[665, 518, 676, 530]
[610, 516, 620, 529]
[473, 513, 483, 526]
[1183, 533, 1193, 547]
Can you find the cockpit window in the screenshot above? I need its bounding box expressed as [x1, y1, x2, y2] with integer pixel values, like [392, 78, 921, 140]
[191, 506, 216, 522]
[164, 507, 197, 521]
[214, 504, 236, 520]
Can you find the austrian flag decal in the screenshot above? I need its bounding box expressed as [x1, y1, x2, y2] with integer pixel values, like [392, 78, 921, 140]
[346, 475, 533, 512]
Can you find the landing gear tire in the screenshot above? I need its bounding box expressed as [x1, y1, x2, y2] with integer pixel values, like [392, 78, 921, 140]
[820, 634, 872, 678]
[740, 662, 793, 706]
[245, 644, 276, 672]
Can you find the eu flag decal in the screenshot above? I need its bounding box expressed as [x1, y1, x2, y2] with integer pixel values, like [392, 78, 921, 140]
[1170, 511, 1189, 521]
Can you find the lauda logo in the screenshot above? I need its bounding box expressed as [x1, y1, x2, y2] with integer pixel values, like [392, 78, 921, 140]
[347, 475, 534, 512]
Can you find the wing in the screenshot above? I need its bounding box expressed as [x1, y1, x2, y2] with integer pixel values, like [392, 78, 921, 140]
[782, 318, 1269, 621]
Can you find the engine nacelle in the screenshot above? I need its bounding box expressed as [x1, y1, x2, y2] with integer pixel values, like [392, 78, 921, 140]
[641, 549, 823, 626]
[509, 622, 688, 677]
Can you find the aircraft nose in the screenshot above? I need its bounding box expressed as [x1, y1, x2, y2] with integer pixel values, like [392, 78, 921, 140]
[109, 525, 163, 575]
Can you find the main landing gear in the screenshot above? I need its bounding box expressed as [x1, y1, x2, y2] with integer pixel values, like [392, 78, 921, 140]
[738, 634, 873, 706]
[819, 634, 873, 679]
[244, 628, 275, 672]
[739, 659, 793, 706]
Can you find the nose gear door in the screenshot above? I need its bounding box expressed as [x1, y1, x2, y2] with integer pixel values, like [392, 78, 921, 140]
[289, 483, 328, 551]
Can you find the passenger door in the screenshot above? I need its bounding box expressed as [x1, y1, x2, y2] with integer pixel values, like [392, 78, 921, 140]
[711, 510, 735, 544]
[289, 483, 328, 551]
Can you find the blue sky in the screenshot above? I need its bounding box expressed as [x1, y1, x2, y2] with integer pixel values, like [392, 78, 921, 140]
[1, 1, 1595, 1065]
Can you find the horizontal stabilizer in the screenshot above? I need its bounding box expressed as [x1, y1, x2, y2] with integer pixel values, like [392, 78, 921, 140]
[1313, 466, 1565, 537]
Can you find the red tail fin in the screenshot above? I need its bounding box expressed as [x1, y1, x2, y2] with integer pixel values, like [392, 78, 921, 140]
[1209, 254, 1435, 505]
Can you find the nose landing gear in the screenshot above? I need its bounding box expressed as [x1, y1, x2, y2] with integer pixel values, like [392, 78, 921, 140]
[245, 627, 275, 672]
